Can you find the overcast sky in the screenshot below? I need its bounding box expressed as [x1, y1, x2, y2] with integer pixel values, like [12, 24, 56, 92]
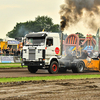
[0, 0, 64, 38]
[0, 0, 98, 39]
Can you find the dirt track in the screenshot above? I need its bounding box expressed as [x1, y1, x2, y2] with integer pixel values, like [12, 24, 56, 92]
[0, 68, 100, 100]
[0, 68, 100, 78]
[0, 78, 100, 100]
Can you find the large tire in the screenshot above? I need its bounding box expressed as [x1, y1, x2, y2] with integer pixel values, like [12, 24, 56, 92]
[28, 66, 38, 73]
[48, 61, 59, 74]
[72, 61, 85, 73]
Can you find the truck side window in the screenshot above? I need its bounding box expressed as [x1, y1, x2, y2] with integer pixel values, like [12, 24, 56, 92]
[46, 38, 53, 46]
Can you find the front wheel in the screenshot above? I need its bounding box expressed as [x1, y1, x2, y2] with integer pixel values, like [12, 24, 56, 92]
[48, 61, 59, 74]
[28, 66, 38, 73]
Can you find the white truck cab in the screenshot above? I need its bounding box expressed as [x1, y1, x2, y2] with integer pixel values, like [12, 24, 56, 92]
[22, 32, 61, 74]
[22, 31, 85, 74]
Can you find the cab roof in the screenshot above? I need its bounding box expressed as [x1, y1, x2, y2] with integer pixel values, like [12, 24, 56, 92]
[26, 32, 59, 38]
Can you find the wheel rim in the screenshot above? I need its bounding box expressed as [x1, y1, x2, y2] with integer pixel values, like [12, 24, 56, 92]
[52, 64, 57, 72]
[79, 63, 83, 71]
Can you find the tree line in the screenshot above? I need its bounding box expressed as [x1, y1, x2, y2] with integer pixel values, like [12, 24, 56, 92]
[6, 15, 92, 39]
[6, 16, 60, 38]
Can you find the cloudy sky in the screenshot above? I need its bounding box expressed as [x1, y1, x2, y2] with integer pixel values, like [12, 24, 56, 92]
[0, 0, 64, 38]
[0, 0, 98, 39]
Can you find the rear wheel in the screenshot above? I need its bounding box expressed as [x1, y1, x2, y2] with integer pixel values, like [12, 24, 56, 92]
[72, 61, 85, 73]
[48, 61, 59, 74]
[28, 66, 38, 73]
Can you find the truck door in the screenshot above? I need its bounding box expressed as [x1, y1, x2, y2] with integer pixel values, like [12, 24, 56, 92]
[46, 37, 55, 57]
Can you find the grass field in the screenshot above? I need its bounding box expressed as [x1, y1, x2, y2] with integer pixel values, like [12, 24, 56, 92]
[0, 63, 26, 68]
[0, 63, 100, 83]
[0, 74, 100, 82]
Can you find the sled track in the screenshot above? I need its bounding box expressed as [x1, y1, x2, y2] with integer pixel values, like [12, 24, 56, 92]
[0, 68, 100, 78]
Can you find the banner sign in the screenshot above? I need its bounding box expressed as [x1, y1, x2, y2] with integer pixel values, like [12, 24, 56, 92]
[0, 57, 1, 63]
[1, 56, 14, 63]
[8, 40, 19, 44]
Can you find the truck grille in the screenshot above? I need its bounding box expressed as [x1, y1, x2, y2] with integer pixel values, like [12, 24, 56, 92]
[29, 49, 35, 60]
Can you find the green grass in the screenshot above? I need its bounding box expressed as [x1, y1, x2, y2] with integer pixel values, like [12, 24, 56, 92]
[0, 63, 21, 64]
[0, 63, 27, 68]
[0, 74, 100, 82]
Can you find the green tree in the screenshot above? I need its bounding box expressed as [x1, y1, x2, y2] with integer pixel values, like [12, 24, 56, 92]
[92, 35, 96, 39]
[75, 32, 85, 38]
[0, 38, 3, 41]
[6, 16, 60, 38]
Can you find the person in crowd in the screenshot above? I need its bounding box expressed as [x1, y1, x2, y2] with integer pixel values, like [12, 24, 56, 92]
[5, 47, 10, 56]
[9, 47, 14, 56]
[0, 48, 3, 56]
[21, 49, 23, 58]
[17, 48, 20, 57]
[3, 50, 6, 56]
[2, 47, 5, 53]
[13, 49, 17, 56]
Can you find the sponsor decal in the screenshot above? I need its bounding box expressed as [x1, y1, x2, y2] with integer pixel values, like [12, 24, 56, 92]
[55, 47, 59, 54]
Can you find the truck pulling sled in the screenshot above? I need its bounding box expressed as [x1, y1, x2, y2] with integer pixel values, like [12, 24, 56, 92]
[21, 32, 100, 74]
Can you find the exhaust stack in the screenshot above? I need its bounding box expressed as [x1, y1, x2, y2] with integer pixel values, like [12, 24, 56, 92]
[60, 32, 63, 55]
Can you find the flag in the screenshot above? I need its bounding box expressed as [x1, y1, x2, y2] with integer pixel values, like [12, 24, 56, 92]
[42, 29, 44, 32]
[94, 29, 99, 51]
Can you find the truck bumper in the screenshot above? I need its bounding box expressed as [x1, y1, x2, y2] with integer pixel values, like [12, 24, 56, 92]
[22, 61, 45, 67]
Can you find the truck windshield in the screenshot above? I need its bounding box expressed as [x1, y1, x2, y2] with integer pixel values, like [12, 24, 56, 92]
[25, 37, 45, 46]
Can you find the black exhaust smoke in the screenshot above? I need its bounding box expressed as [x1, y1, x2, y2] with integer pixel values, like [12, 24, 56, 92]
[60, 0, 100, 31]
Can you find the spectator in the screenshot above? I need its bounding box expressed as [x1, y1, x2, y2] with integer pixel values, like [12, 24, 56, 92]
[5, 47, 10, 56]
[2, 47, 5, 53]
[17, 48, 20, 57]
[0, 48, 3, 55]
[21, 49, 23, 58]
[13, 49, 17, 56]
[3, 50, 6, 56]
[9, 48, 14, 56]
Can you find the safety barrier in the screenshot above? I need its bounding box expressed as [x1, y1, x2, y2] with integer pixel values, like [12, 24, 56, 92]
[0, 56, 21, 63]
